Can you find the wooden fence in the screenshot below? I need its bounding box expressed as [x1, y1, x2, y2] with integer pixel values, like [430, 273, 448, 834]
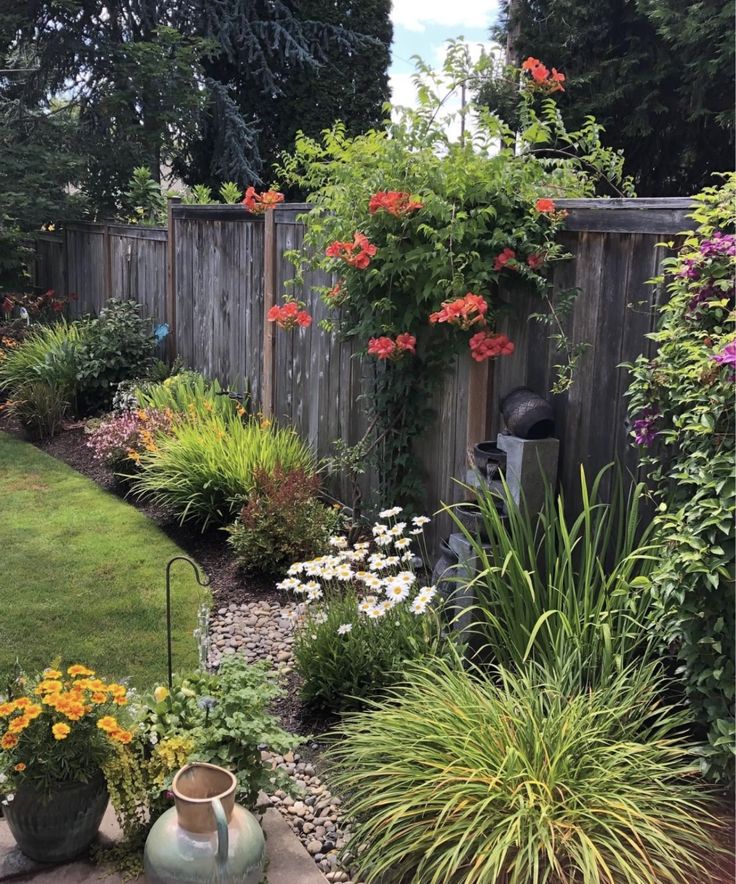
[29, 198, 694, 527]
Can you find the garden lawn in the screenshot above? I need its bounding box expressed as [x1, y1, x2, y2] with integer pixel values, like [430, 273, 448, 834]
[0, 431, 206, 688]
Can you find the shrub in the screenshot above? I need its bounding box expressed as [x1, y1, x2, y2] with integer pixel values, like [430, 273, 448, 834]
[448, 465, 659, 690]
[284, 510, 450, 712]
[627, 174, 736, 782]
[328, 659, 719, 884]
[136, 371, 248, 421]
[130, 409, 314, 529]
[86, 407, 174, 469]
[225, 467, 341, 575]
[76, 300, 156, 414]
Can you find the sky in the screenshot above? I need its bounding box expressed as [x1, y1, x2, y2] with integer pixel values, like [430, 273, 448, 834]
[389, 0, 501, 108]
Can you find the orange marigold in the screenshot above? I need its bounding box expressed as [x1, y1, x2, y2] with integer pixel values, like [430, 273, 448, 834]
[1, 733, 18, 749]
[52, 723, 70, 740]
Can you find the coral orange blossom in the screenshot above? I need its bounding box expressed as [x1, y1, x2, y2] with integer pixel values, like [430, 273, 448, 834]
[242, 187, 285, 214]
[429, 293, 488, 330]
[267, 301, 312, 331]
[325, 232, 377, 270]
[367, 333, 416, 360]
[368, 191, 424, 217]
[521, 57, 565, 92]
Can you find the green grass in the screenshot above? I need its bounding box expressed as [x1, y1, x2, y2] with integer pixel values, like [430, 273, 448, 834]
[0, 432, 207, 688]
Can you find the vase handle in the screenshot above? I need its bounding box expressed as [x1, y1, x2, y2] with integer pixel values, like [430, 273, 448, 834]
[211, 797, 229, 867]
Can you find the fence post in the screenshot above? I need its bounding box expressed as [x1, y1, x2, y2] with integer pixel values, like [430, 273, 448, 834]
[262, 208, 277, 417]
[166, 197, 181, 362]
[103, 223, 113, 302]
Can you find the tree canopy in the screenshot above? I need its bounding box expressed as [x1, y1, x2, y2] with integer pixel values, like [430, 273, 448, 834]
[483, 0, 734, 196]
[0, 1, 392, 216]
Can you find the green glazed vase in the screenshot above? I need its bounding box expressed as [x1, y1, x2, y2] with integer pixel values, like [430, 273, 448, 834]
[4, 771, 108, 863]
[144, 762, 265, 884]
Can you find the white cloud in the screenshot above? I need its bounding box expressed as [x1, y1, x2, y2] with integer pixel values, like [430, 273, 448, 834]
[392, 0, 498, 32]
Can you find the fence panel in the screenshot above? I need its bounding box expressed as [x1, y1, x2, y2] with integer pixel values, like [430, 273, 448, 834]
[30, 198, 694, 530]
[172, 205, 265, 403]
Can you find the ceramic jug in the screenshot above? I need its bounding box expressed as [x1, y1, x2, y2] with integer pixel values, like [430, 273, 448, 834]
[144, 762, 265, 883]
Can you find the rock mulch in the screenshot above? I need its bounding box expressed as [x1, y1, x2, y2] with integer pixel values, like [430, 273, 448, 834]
[208, 600, 362, 884]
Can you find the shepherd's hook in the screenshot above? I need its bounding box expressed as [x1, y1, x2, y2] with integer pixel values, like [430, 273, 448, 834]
[166, 556, 211, 688]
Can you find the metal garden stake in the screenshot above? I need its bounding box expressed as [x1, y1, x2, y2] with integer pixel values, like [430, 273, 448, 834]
[165, 556, 211, 688]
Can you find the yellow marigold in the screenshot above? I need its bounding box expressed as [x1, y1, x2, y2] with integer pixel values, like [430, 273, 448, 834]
[86, 679, 106, 692]
[0, 702, 14, 716]
[13, 762, 26, 772]
[97, 716, 119, 733]
[153, 686, 169, 704]
[36, 680, 62, 695]
[113, 697, 128, 706]
[13, 698, 30, 709]
[68, 664, 95, 677]
[8, 716, 30, 734]
[1, 733, 19, 749]
[52, 723, 70, 740]
[43, 669, 62, 679]
[91, 692, 108, 704]
[61, 702, 86, 721]
[25, 704, 42, 720]
[109, 728, 133, 744]
[108, 684, 127, 699]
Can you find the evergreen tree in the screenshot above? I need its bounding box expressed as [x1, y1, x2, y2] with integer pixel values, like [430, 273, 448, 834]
[175, 0, 392, 191]
[483, 0, 734, 195]
[1, 1, 392, 214]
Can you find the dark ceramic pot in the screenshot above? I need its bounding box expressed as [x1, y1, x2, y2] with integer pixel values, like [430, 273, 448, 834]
[500, 386, 555, 439]
[4, 772, 108, 863]
[472, 442, 507, 479]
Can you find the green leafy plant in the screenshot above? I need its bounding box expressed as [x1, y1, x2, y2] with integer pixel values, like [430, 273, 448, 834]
[76, 300, 156, 414]
[100, 658, 297, 874]
[278, 44, 633, 508]
[328, 659, 720, 884]
[0, 320, 85, 400]
[225, 467, 341, 575]
[448, 465, 659, 690]
[218, 181, 242, 204]
[124, 167, 167, 226]
[136, 371, 248, 421]
[627, 174, 736, 782]
[130, 406, 315, 529]
[183, 184, 215, 205]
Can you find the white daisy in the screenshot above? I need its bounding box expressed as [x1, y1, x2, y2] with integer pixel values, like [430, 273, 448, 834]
[329, 535, 348, 549]
[368, 554, 387, 570]
[382, 556, 400, 568]
[395, 571, 416, 585]
[409, 527, 423, 536]
[287, 562, 305, 575]
[394, 537, 411, 550]
[380, 599, 396, 613]
[366, 606, 385, 619]
[374, 533, 393, 547]
[337, 623, 353, 635]
[362, 575, 383, 591]
[412, 515, 431, 527]
[379, 506, 402, 518]
[335, 565, 354, 581]
[389, 522, 407, 537]
[276, 577, 302, 592]
[372, 523, 389, 536]
[354, 542, 370, 551]
[385, 583, 410, 602]
[307, 587, 324, 602]
[400, 551, 414, 563]
[421, 585, 437, 598]
[303, 580, 321, 593]
[410, 597, 428, 615]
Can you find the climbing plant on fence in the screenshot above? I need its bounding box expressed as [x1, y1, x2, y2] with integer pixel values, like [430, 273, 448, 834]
[275, 44, 634, 510]
[627, 173, 736, 783]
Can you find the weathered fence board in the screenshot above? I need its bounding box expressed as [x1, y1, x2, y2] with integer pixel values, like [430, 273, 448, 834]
[27, 198, 695, 529]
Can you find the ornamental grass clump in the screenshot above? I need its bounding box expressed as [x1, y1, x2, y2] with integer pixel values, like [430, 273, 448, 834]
[130, 409, 314, 528]
[329, 659, 720, 884]
[448, 464, 659, 690]
[285, 508, 452, 711]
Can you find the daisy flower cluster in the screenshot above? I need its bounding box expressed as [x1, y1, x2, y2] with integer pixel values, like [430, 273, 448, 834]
[277, 507, 437, 631]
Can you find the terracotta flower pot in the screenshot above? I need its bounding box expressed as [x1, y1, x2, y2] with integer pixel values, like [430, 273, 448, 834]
[4, 771, 108, 863]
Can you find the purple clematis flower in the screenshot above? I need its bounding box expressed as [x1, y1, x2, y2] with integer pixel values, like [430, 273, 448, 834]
[632, 407, 659, 446]
[710, 340, 736, 367]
